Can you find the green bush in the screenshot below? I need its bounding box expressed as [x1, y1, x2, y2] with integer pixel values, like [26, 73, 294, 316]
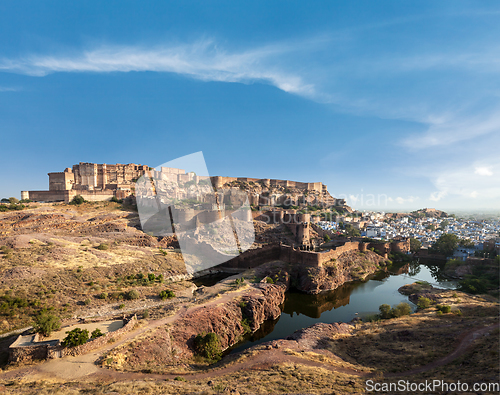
[159, 289, 175, 300]
[457, 278, 488, 294]
[379, 302, 412, 319]
[98, 292, 108, 300]
[265, 277, 274, 284]
[241, 318, 252, 334]
[126, 289, 140, 300]
[194, 332, 222, 361]
[148, 273, 155, 282]
[96, 243, 109, 250]
[436, 305, 451, 314]
[417, 297, 432, 309]
[62, 328, 89, 347]
[118, 303, 125, 309]
[378, 304, 392, 319]
[33, 312, 61, 337]
[91, 328, 104, 339]
[69, 195, 85, 205]
[391, 302, 412, 318]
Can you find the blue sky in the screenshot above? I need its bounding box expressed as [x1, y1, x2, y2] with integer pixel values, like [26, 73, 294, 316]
[1, 1, 499, 211]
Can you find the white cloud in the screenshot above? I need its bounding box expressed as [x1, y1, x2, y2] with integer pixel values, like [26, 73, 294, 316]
[428, 159, 500, 203]
[395, 196, 419, 205]
[0, 86, 20, 92]
[0, 41, 315, 97]
[401, 109, 500, 149]
[475, 166, 493, 176]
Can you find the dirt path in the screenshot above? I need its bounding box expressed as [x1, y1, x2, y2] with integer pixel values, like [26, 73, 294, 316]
[2, 316, 497, 383]
[0, 284, 258, 381]
[386, 322, 499, 378]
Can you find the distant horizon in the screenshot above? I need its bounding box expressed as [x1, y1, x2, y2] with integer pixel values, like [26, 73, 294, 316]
[4, 159, 500, 215]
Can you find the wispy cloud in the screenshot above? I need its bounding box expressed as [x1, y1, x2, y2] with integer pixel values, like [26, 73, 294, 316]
[0, 86, 20, 92]
[0, 40, 315, 97]
[428, 158, 500, 203]
[401, 108, 500, 149]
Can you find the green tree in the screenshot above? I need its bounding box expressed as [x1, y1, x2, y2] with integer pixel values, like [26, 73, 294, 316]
[62, 328, 89, 347]
[323, 234, 331, 243]
[69, 195, 85, 205]
[126, 289, 140, 300]
[458, 238, 475, 248]
[409, 238, 422, 253]
[439, 220, 449, 230]
[417, 297, 431, 309]
[159, 289, 175, 300]
[378, 304, 392, 319]
[8, 197, 19, 204]
[432, 234, 459, 256]
[391, 302, 412, 317]
[33, 312, 61, 337]
[91, 328, 104, 339]
[194, 332, 222, 360]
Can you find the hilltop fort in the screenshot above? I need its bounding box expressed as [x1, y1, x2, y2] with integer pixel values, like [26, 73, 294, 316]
[22, 162, 346, 208]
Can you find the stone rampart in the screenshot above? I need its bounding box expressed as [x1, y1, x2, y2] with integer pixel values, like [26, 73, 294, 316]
[219, 244, 282, 269]
[59, 315, 138, 358]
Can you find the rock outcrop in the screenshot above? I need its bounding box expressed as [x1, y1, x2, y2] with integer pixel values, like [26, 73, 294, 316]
[121, 284, 285, 369]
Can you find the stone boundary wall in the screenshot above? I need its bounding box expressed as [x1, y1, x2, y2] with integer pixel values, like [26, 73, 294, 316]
[219, 244, 282, 269]
[8, 339, 53, 363]
[56, 314, 138, 358]
[219, 238, 409, 270]
[9, 315, 138, 363]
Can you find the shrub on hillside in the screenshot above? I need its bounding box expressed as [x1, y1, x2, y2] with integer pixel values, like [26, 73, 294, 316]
[125, 289, 140, 300]
[417, 296, 432, 309]
[91, 328, 104, 339]
[69, 195, 85, 205]
[378, 304, 392, 319]
[378, 302, 412, 319]
[33, 311, 61, 337]
[194, 332, 222, 361]
[159, 289, 175, 300]
[62, 328, 89, 347]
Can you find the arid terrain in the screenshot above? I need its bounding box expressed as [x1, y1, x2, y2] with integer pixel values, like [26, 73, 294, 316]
[0, 202, 498, 394]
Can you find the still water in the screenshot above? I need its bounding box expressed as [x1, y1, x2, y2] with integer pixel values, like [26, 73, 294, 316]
[228, 262, 457, 354]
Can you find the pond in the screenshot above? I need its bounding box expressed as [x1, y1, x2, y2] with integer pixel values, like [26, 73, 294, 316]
[228, 261, 457, 354]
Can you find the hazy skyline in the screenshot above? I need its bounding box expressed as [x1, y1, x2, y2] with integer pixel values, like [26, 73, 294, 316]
[1, 1, 499, 211]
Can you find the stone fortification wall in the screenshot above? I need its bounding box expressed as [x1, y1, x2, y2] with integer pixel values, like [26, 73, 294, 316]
[220, 244, 282, 269]
[9, 315, 138, 363]
[8, 339, 53, 363]
[59, 315, 137, 358]
[220, 238, 408, 271]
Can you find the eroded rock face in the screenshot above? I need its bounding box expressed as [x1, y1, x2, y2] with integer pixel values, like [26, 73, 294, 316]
[124, 284, 286, 368]
[261, 250, 387, 295]
[240, 284, 285, 331]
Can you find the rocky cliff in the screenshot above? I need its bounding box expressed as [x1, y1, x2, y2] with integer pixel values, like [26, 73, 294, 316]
[119, 284, 285, 371]
[256, 249, 387, 295]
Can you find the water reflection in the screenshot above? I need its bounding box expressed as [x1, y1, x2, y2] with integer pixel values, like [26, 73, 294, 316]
[228, 262, 456, 354]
